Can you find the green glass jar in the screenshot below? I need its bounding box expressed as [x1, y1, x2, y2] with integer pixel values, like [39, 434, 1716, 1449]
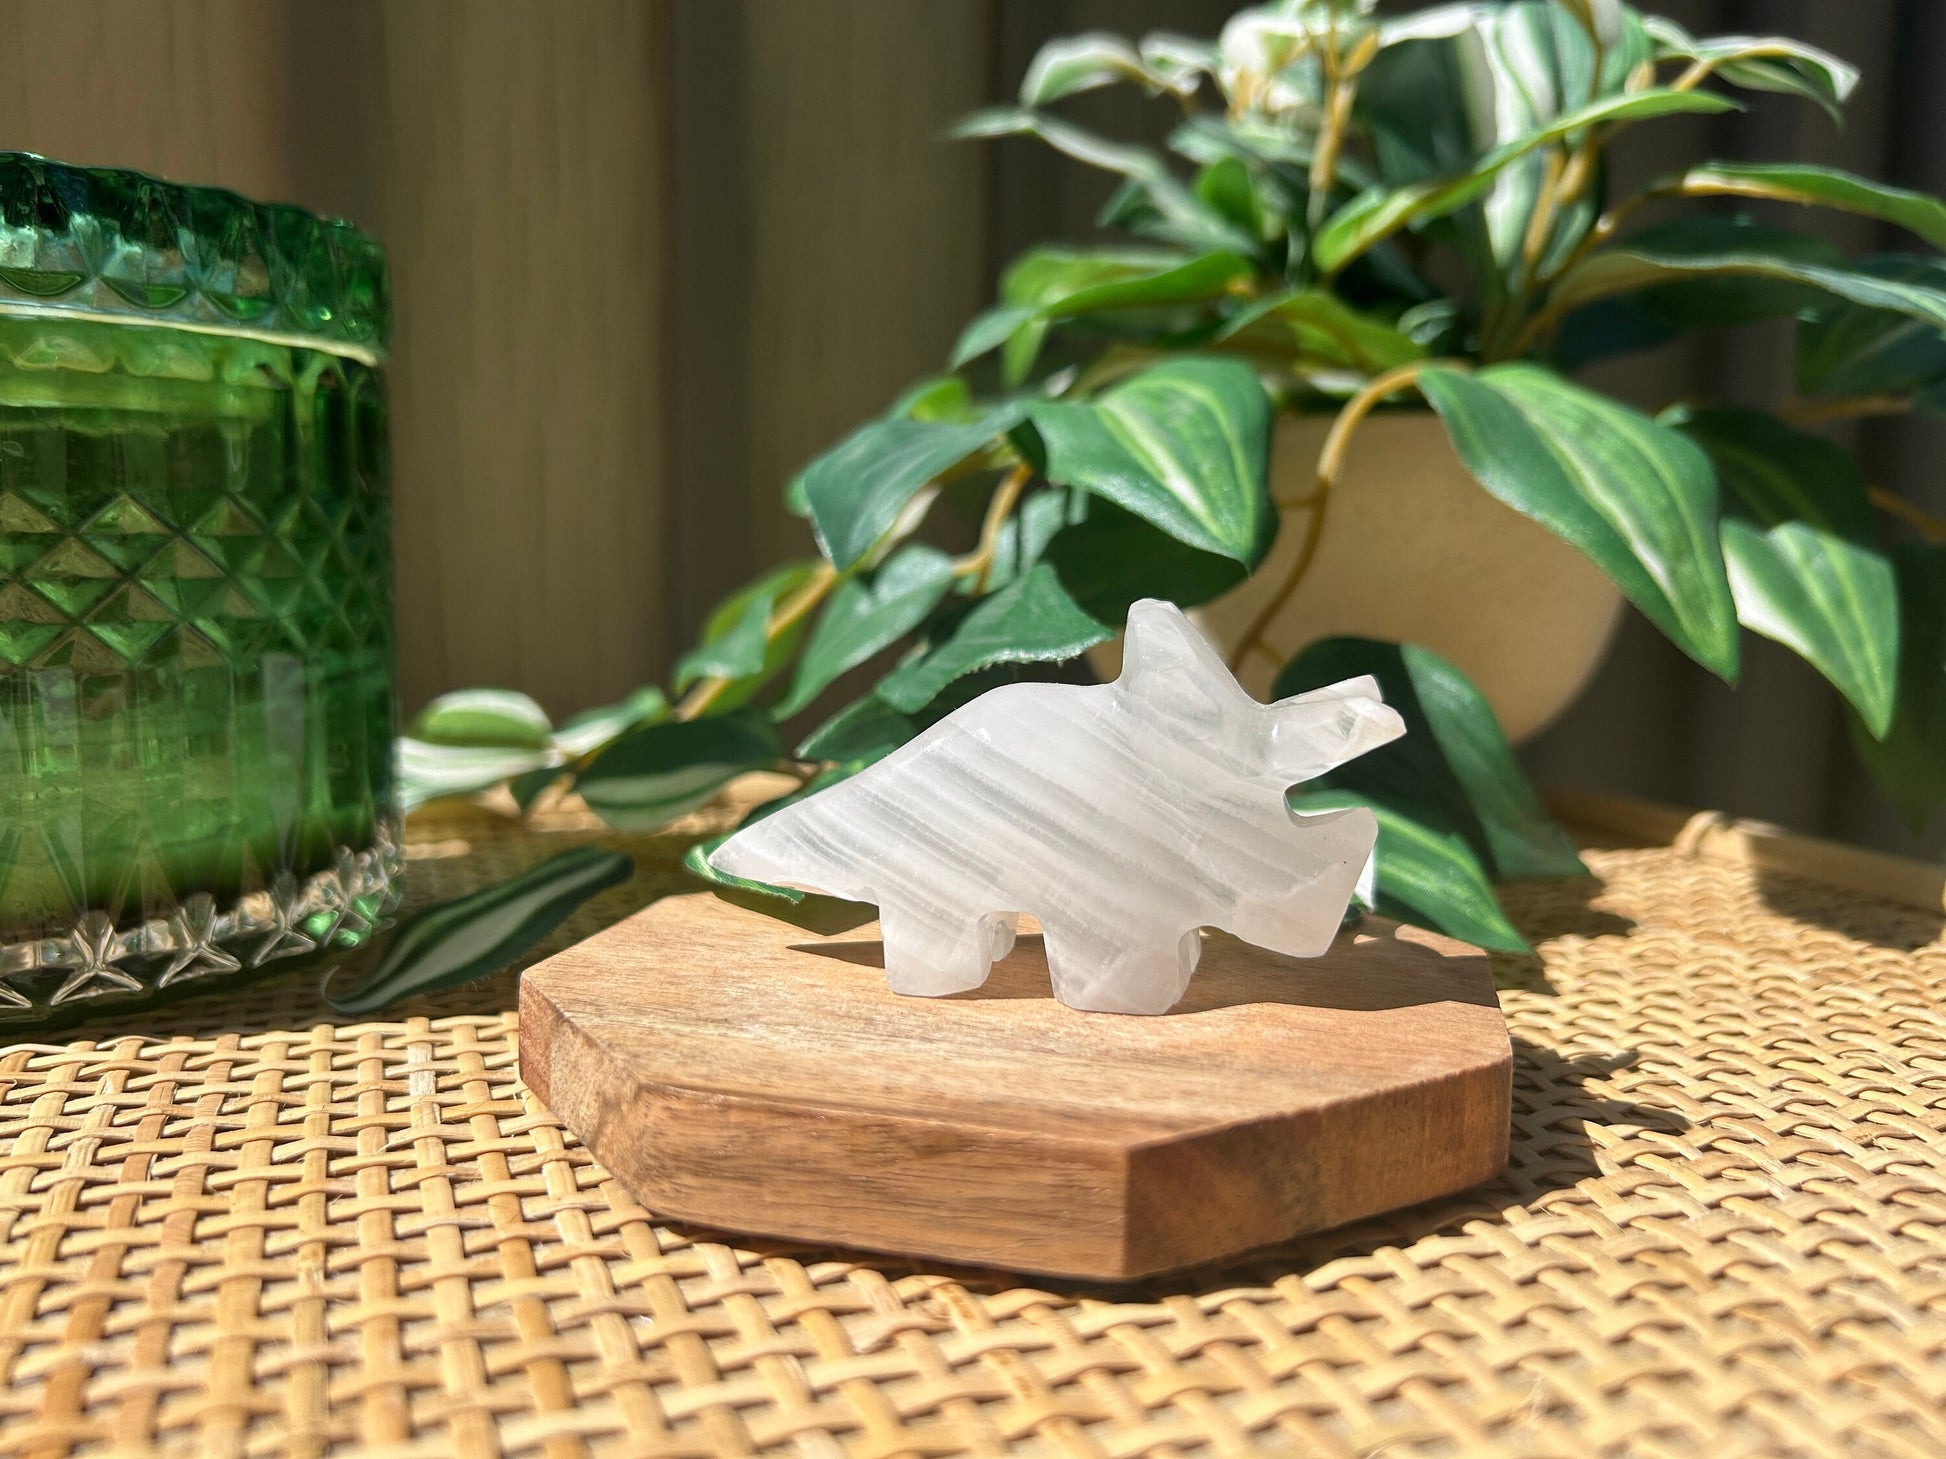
[0, 154, 400, 1025]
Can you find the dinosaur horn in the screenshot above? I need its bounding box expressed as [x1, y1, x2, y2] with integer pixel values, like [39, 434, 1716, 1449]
[1265, 683, 1405, 783]
[1118, 598, 1236, 692]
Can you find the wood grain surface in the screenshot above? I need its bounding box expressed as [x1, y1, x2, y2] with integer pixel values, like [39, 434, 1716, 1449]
[521, 892, 1512, 1280]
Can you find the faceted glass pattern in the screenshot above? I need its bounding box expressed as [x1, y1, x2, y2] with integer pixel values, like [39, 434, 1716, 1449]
[0, 311, 399, 1024]
[0, 152, 388, 359]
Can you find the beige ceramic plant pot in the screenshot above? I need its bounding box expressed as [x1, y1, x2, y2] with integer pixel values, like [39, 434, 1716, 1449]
[1161, 411, 1623, 743]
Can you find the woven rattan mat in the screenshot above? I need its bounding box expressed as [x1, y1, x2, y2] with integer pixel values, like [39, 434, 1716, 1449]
[2, 787, 1943, 1459]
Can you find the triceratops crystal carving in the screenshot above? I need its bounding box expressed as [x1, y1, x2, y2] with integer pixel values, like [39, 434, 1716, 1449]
[709, 598, 1406, 1014]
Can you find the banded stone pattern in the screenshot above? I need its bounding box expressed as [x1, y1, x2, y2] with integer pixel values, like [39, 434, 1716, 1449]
[713, 600, 1403, 1013]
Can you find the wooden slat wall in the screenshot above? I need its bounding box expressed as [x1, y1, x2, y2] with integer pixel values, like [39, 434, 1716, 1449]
[0, 1, 290, 199]
[0, 0, 995, 717]
[335, 0, 994, 709]
[0, 0, 670, 716]
[292, 2, 669, 717]
[665, 0, 993, 648]
[0, 0, 1934, 855]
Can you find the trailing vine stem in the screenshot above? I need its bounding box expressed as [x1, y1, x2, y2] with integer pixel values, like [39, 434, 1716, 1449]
[960, 463, 1033, 591]
[1516, 148, 1571, 286]
[1223, 359, 1462, 675]
[672, 461, 1036, 724]
[1774, 396, 1946, 539]
[1305, 15, 1372, 239]
[1871, 487, 1946, 544]
[1513, 16, 1603, 296]
[1499, 283, 1580, 361]
[1779, 394, 1913, 427]
[675, 562, 840, 721]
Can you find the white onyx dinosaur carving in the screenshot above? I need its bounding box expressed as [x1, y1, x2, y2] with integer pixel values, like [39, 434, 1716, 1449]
[709, 598, 1405, 1014]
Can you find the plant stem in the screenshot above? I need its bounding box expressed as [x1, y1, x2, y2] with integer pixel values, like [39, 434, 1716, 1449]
[1537, 185, 1657, 293]
[953, 462, 1033, 589]
[1224, 359, 1457, 673]
[1497, 14, 1607, 352]
[1780, 394, 1914, 427]
[1501, 283, 1586, 360]
[1516, 148, 1570, 282]
[1502, 42, 1766, 340]
[675, 562, 840, 721]
[1552, 137, 1599, 223]
[1068, 345, 1165, 398]
[1670, 43, 1801, 96]
[1498, 130, 1606, 356]
[1671, 58, 1713, 91]
[1871, 486, 1946, 544]
[1305, 17, 1360, 239]
[1505, 168, 1767, 356]
[672, 457, 1031, 726]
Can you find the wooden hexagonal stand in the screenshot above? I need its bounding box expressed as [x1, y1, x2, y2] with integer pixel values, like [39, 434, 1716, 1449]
[519, 892, 1511, 1281]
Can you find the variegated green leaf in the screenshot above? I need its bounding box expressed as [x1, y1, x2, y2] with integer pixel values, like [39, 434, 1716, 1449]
[1291, 790, 1530, 952]
[1315, 87, 1736, 275]
[1667, 163, 1946, 251]
[775, 546, 956, 719]
[1547, 234, 1946, 335]
[396, 739, 553, 813]
[672, 561, 823, 710]
[876, 563, 1107, 714]
[1849, 546, 1946, 831]
[1028, 358, 1273, 566]
[1421, 363, 1739, 679]
[325, 848, 634, 1015]
[801, 406, 1025, 569]
[1675, 408, 1899, 738]
[1796, 254, 1946, 402]
[1644, 17, 1857, 121]
[1218, 289, 1425, 372]
[951, 108, 1253, 255]
[1019, 31, 1200, 106]
[1277, 638, 1583, 881]
[576, 713, 781, 831]
[409, 688, 552, 750]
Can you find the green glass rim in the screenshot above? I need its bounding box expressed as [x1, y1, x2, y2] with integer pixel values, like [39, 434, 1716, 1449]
[0, 152, 389, 364]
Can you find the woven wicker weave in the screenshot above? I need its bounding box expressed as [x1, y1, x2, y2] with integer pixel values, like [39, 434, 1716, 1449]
[1, 786, 1942, 1458]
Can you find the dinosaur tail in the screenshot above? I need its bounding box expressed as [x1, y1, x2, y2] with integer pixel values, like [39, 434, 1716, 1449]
[706, 799, 854, 899]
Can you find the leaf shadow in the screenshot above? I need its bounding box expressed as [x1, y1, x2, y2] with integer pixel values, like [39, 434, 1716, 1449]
[1490, 873, 1639, 995]
[1752, 866, 1944, 952]
[1115, 1037, 1685, 1298]
[1501, 873, 1637, 943]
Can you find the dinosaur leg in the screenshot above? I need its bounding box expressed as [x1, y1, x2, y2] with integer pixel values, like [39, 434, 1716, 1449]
[877, 901, 1018, 997]
[1043, 923, 1201, 1015]
[1227, 803, 1377, 958]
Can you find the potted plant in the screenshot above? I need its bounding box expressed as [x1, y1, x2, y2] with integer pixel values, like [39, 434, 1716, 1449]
[405, 0, 1946, 955]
